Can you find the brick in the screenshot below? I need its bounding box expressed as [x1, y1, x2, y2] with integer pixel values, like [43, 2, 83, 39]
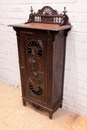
[16, 12, 28, 19]
[79, 0, 87, 2]
[3, 0, 23, 4]
[0, 12, 3, 18]
[81, 102, 87, 108]
[73, 41, 87, 51]
[75, 33, 87, 43]
[65, 70, 87, 83]
[29, 0, 53, 3]
[77, 4, 87, 13]
[0, 1, 3, 5]
[77, 94, 87, 103]
[65, 62, 73, 71]
[66, 39, 75, 49]
[68, 13, 78, 23]
[63, 89, 74, 99]
[73, 58, 87, 74]
[0, 25, 3, 31]
[68, 12, 87, 23]
[53, 0, 65, 2]
[72, 23, 87, 33]
[0, 5, 10, 12]
[67, 32, 76, 40]
[22, 0, 31, 3]
[4, 12, 17, 19]
[65, 0, 77, 2]
[65, 70, 77, 79]
[79, 75, 87, 83]
[75, 88, 87, 96]
[77, 13, 87, 23]
[72, 49, 87, 59]
[64, 83, 76, 92]
[0, 18, 25, 25]
[10, 5, 24, 12]
[67, 3, 87, 13]
[66, 48, 73, 56]
[64, 76, 77, 86]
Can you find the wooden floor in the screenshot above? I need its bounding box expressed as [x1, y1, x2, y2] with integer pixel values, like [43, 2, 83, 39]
[0, 82, 87, 130]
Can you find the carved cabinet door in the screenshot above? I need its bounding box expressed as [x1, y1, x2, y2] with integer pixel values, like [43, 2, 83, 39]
[19, 30, 52, 106]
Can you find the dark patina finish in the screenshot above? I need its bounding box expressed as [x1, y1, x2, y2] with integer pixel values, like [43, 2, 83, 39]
[9, 6, 71, 119]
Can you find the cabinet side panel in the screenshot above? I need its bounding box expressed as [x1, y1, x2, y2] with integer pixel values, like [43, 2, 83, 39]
[53, 31, 65, 105]
[15, 29, 28, 99]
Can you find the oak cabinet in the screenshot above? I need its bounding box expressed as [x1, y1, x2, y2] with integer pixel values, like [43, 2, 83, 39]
[9, 6, 71, 119]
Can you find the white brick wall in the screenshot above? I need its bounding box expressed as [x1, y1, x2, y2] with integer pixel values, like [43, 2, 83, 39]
[0, 0, 87, 118]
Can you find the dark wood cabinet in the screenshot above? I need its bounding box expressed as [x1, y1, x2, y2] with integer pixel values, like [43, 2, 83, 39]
[9, 6, 71, 119]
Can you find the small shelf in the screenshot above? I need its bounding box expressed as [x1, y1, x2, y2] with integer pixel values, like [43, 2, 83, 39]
[9, 22, 71, 31]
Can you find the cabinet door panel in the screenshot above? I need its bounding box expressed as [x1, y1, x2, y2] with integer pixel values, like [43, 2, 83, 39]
[20, 31, 48, 104]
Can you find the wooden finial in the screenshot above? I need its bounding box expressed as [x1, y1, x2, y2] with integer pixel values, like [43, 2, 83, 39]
[63, 7, 67, 14]
[30, 6, 33, 14]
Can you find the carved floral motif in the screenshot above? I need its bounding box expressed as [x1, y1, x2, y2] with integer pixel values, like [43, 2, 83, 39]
[28, 56, 43, 85]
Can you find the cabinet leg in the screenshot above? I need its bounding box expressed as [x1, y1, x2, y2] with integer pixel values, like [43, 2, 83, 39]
[59, 104, 62, 108]
[22, 99, 26, 106]
[49, 112, 53, 119]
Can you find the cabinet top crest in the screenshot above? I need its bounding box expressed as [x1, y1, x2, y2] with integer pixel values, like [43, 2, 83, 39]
[9, 6, 72, 31]
[27, 6, 70, 26]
